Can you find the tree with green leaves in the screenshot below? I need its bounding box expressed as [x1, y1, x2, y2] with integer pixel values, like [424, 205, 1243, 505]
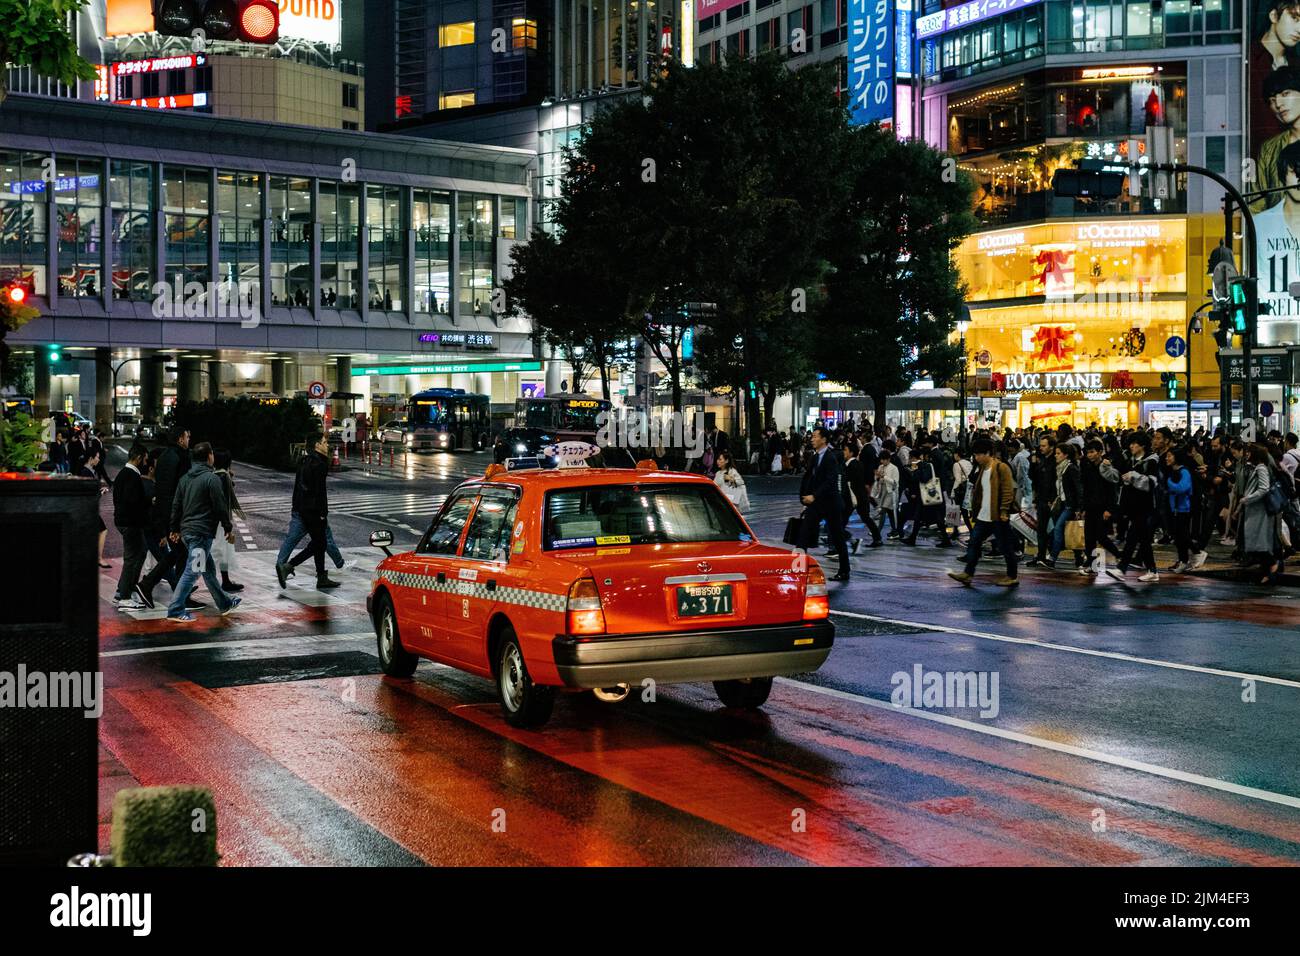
[0, 0, 96, 107]
[813, 132, 976, 431]
[504, 225, 640, 399]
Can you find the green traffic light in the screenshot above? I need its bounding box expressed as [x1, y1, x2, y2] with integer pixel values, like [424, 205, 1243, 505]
[48, 345, 61, 363]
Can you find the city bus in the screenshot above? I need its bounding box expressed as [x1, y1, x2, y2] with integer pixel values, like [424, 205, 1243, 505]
[383, 387, 490, 452]
[494, 392, 612, 462]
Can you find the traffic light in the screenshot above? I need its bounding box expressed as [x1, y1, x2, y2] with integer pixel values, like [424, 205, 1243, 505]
[1228, 276, 1256, 338]
[153, 0, 279, 44]
[747, 381, 758, 400]
[1052, 167, 1126, 200]
[1210, 306, 1233, 349]
[47, 344, 61, 364]
[1161, 372, 1179, 400]
[5, 283, 26, 306]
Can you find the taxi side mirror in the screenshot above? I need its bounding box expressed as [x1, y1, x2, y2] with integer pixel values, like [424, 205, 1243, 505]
[369, 530, 393, 556]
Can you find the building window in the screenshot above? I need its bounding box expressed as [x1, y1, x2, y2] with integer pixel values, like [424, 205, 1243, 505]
[342, 82, 359, 109]
[216, 171, 261, 310]
[268, 175, 311, 308]
[319, 180, 360, 309]
[439, 21, 475, 47]
[109, 160, 152, 301]
[787, 6, 813, 55]
[819, 0, 847, 47]
[53, 155, 103, 299]
[499, 196, 526, 240]
[342, 120, 359, 130]
[0, 150, 51, 296]
[726, 2, 750, 21]
[162, 165, 210, 294]
[366, 183, 404, 311]
[457, 193, 495, 316]
[758, 17, 781, 51]
[699, 14, 720, 31]
[512, 17, 538, 49]
[439, 90, 476, 110]
[726, 29, 750, 58]
[413, 189, 451, 314]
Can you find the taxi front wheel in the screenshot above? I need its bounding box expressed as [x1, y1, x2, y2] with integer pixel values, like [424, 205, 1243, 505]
[376, 597, 418, 678]
[713, 677, 773, 709]
[497, 629, 554, 728]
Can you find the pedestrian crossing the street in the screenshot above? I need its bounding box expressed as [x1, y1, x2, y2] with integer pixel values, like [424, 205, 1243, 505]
[237, 490, 449, 525]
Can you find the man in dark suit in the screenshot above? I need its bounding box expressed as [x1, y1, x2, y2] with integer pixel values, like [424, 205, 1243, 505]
[799, 424, 850, 581]
[112, 444, 152, 608]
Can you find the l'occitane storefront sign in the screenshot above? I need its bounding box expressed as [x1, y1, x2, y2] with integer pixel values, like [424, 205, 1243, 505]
[956, 218, 1187, 302]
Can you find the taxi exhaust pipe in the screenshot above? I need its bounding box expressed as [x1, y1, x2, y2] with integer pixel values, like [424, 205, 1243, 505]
[592, 684, 630, 703]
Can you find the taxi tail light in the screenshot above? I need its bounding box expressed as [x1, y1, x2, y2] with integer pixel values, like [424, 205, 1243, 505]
[803, 563, 829, 620]
[566, 577, 606, 635]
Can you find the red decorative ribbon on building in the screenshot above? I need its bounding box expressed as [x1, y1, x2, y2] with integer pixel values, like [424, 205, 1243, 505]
[1033, 325, 1074, 365]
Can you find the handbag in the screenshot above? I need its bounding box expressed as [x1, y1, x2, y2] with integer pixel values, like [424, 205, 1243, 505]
[1063, 518, 1086, 551]
[1265, 478, 1287, 516]
[920, 476, 943, 506]
[782, 514, 804, 545]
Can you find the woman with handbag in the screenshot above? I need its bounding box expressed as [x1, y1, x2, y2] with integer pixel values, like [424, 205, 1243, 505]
[1044, 442, 1084, 570]
[1240, 443, 1284, 584]
[903, 447, 952, 546]
[713, 451, 751, 512]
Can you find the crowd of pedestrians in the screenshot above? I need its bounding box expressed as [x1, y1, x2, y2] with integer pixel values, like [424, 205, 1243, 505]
[789, 415, 1300, 588]
[82, 423, 351, 623]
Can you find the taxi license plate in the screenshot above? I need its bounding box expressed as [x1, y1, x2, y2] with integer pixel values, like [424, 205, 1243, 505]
[676, 583, 733, 617]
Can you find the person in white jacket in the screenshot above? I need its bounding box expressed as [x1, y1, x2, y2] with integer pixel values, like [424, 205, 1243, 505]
[714, 450, 750, 512]
[875, 451, 901, 538]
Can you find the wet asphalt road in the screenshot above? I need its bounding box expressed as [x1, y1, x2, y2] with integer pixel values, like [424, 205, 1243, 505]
[92, 451, 1300, 865]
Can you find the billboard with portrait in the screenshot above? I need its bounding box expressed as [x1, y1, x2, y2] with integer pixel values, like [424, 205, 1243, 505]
[1248, 0, 1300, 340]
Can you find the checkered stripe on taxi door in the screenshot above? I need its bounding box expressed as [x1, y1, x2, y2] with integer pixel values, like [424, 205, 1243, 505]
[381, 570, 567, 614]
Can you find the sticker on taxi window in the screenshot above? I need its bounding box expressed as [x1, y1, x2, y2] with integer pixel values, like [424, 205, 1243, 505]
[595, 535, 631, 545]
[552, 536, 597, 549]
[739, 533, 752, 542]
[596, 548, 630, 556]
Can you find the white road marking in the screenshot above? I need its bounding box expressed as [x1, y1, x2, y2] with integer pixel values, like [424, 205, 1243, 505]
[102, 630, 376, 658]
[829, 609, 1300, 689]
[777, 677, 1300, 811]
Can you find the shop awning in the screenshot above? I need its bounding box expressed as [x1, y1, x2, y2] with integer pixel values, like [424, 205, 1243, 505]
[819, 388, 959, 411]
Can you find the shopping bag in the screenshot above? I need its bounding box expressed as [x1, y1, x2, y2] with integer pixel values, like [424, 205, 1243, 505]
[782, 514, 804, 545]
[919, 476, 943, 506]
[944, 501, 962, 528]
[1063, 518, 1086, 551]
[1009, 511, 1037, 546]
[771, 453, 783, 473]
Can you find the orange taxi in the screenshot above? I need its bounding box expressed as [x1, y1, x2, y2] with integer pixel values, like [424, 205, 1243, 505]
[366, 460, 834, 727]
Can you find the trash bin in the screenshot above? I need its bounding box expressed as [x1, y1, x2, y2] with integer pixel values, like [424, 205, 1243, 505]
[0, 474, 99, 864]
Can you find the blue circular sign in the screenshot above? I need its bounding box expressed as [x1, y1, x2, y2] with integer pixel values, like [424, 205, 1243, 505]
[1165, 336, 1186, 358]
[1261, 401, 1275, 418]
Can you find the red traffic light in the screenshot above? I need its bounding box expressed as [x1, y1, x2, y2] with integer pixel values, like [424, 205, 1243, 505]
[5, 285, 26, 305]
[238, 0, 278, 42]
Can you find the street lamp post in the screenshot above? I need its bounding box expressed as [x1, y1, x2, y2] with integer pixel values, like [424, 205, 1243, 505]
[957, 308, 970, 450]
[1186, 310, 1205, 434]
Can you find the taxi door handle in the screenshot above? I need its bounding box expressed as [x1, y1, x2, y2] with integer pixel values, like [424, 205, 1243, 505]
[486, 579, 497, 592]
[436, 572, 446, 584]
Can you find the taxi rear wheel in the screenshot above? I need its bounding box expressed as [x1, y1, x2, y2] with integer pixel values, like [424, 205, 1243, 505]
[497, 630, 554, 728]
[376, 597, 418, 678]
[713, 677, 773, 709]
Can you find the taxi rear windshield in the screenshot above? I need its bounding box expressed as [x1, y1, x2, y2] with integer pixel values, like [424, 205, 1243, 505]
[544, 484, 747, 550]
